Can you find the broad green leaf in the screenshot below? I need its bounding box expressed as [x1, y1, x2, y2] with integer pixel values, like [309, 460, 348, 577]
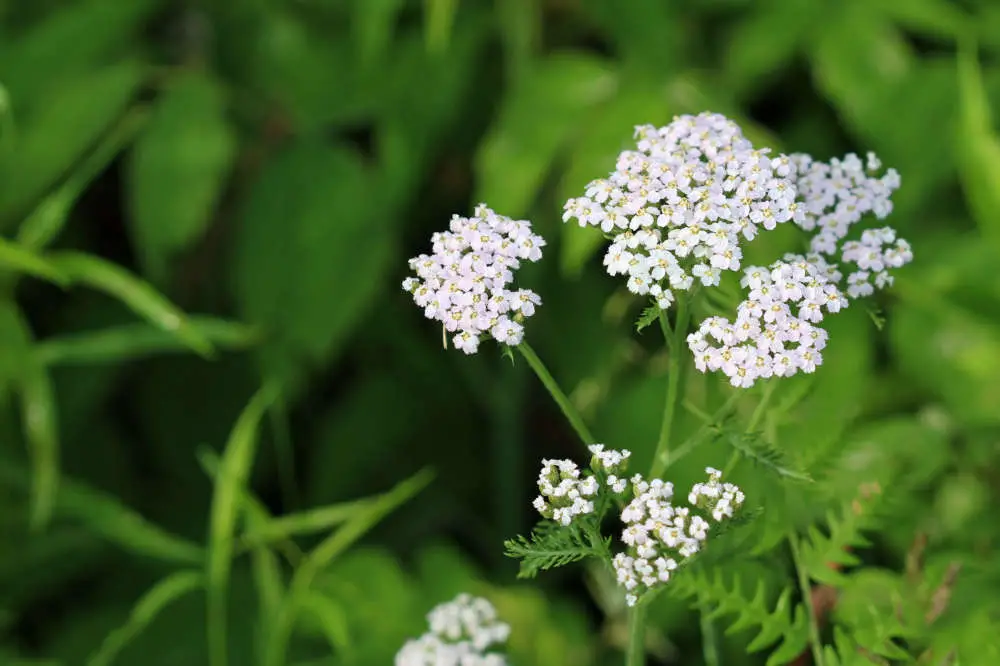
[18, 108, 148, 251]
[724, 0, 816, 97]
[475, 52, 617, 216]
[233, 140, 393, 386]
[0, 0, 159, 110]
[263, 468, 434, 666]
[127, 70, 236, 282]
[87, 570, 205, 666]
[33, 318, 259, 367]
[424, 0, 458, 54]
[0, 236, 69, 286]
[956, 40, 1000, 249]
[206, 384, 280, 666]
[0, 462, 204, 564]
[0, 60, 145, 225]
[810, 3, 913, 130]
[47, 251, 215, 358]
[871, 0, 971, 40]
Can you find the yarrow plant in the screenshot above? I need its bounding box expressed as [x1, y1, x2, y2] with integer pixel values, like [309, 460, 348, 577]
[395, 594, 511, 666]
[399, 110, 914, 666]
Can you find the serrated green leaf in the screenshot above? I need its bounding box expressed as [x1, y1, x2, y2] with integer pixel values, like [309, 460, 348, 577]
[503, 521, 602, 579]
[635, 304, 660, 333]
[127, 70, 236, 282]
[726, 430, 814, 483]
[233, 140, 393, 388]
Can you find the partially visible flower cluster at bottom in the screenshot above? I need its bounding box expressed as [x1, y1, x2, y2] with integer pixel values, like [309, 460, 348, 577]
[614, 467, 744, 606]
[395, 594, 511, 666]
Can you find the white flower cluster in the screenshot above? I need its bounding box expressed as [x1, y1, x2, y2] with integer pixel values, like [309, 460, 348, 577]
[613, 468, 745, 607]
[688, 467, 746, 521]
[532, 444, 631, 525]
[395, 594, 510, 666]
[687, 254, 848, 387]
[562, 112, 798, 308]
[789, 152, 912, 297]
[402, 204, 545, 354]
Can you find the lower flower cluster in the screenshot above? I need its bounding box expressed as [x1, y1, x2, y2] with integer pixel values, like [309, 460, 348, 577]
[614, 467, 744, 606]
[395, 594, 511, 666]
[532, 446, 744, 608]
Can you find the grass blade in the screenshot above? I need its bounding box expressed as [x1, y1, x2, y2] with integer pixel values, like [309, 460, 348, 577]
[239, 499, 373, 549]
[0, 237, 68, 286]
[17, 358, 59, 531]
[0, 461, 203, 563]
[87, 570, 204, 666]
[34, 318, 260, 366]
[300, 592, 351, 653]
[207, 384, 280, 666]
[46, 251, 215, 358]
[262, 467, 434, 666]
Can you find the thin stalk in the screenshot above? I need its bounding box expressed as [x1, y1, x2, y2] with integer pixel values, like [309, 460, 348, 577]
[790, 534, 826, 666]
[517, 342, 595, 446]
[650, 298, 691, 479]
[626, 602, 647, 666]
[662, 391, 742, 472]
[724, 380, 779, 477]
[699, 592, 721, 666]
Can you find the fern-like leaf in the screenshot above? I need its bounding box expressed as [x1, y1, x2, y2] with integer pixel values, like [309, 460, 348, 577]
[799, 502, 874, 587]
[726, 430, 813, 483]
[503, 521, 603, 579]
[671, 568, 810, 665]
[635, 304, 661, 332]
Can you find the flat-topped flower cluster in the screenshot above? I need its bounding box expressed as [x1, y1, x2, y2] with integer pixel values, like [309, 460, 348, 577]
[395, 594, 511, 666]
[533, 446, 745, 607]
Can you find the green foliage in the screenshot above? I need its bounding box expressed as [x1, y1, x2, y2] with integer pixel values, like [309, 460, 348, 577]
[671, 568, 811, 665]
[504, 520, 607, 580]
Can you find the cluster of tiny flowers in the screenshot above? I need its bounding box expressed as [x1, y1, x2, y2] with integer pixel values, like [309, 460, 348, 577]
[789, 152, 912, 297]
[613, 468, 745, 606]
[688, 467, 746, 522]
[533, 444, 631, 525]
[402, 204, 545, 354]
[687, 254, 848, 387]
[562, 112, 798, 308]
[395, 594, 511, 666]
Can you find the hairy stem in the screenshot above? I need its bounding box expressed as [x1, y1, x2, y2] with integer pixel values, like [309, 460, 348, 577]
[790, 534, 826, 666]
[517, 342, 595, 446]
[626, 602, 647, 666]
[650, 297, 691, 479]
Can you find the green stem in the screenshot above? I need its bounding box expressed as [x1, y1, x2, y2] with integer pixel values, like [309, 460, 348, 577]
[723, 380, 778, 477]
[517, 342, 595, 446]
[650, 298, 691, 479]
[662, 391, 742, 473]
[790, 534, 826, 666]
[626, 602, 647, 666]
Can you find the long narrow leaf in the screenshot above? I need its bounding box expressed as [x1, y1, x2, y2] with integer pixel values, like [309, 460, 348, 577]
[206, 384, 280, 666]
[34, 318, 259, 366]
[0, 463, 204, 564]
[262, 468, 434, 666]
[18, 359, 59, 531]
[46, 251, 215, 358]
[87, 570, 205, 666]
[0, 237, 68, 285]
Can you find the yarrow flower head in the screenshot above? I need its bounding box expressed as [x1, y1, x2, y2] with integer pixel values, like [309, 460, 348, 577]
[788, 152, 912, 298]
[533, 444, 631, 525]
[395, 594, 511, 666]
[563, 112, 798, 308]
[687, 253, 848, 387]
[613, 468, 745, 606]
[402, 204, 545, 354]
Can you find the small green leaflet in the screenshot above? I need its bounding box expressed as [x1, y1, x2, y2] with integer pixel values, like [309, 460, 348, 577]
[725, 429, 814, 483]
[503, 520, 605, 579]
[867, 306, 886, 331]
[635, 304, 660, 333]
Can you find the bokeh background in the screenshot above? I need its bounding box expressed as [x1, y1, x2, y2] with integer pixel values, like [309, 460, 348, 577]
[2, 0, 1000, 664]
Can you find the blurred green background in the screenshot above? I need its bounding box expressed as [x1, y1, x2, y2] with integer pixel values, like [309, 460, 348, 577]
[2, 0, 1000, 664]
